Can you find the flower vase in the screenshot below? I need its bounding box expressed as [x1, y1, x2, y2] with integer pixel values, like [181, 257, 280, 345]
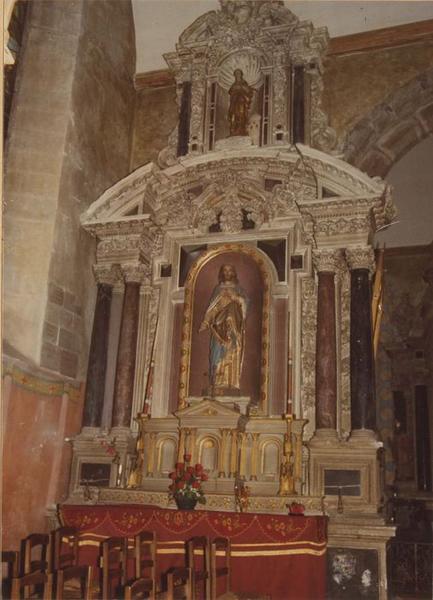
[175, 495, 197, 510]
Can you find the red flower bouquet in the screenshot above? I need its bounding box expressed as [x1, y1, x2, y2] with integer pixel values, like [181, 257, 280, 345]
[168, 455, 208, 508]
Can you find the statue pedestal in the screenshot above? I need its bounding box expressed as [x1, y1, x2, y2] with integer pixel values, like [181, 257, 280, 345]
[188, 395, 250, 415]
[214, 136, 252, 151]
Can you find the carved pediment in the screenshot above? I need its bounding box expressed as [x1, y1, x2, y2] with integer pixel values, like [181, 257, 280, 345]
[176, 398, 240, 418]
[178, 1, 299, 49]
[175, 398, 243, 429]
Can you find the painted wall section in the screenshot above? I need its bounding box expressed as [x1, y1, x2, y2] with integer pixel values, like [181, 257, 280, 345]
[2, 367, 84, 550]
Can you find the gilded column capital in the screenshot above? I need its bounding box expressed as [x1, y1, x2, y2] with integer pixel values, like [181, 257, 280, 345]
[93, 263, 123, 286]
[312, 248, 344, 274]
[345, 247, 376, 275]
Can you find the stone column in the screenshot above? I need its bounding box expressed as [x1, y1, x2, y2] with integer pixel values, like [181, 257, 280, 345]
[111, 266, 144, 429]
[312, 249, 343, 439]
[346, 248, 377, 438]
[82, 268, 116, 430]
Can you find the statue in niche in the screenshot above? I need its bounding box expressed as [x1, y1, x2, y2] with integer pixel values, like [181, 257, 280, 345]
[199, 264, 249, 396]
[228, 69, 254, 136]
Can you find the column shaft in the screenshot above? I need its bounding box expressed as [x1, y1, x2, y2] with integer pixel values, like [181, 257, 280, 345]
[112, 282, 140, 427]
[315, 272, 337, 429]
[82, 284, 112, 427]
[350, 268, 376, 430]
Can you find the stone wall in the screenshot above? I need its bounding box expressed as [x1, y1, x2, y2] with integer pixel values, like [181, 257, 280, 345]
[376, 245, 433, 490]
[4, 0, 136, 380]
[323, 40, 433, 147]
[2, 0, 136, 547]
[131, 83, 177, 170]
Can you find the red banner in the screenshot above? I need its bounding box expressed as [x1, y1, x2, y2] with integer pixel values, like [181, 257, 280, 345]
[60, 504, 327, 600]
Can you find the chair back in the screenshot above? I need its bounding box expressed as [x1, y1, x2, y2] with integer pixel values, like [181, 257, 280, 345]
[131, 530, 156, 594]
[166, 567, 192, 600]
[52, 526, 79, 570]
[124, 576, 155, 600]
[210, 537, 231, 600]
[187, 536, 210, 600]
[100, 536, 127, 600]
[56, 565, 93, 600]
[11, 570, 53, 599]
[2, 550, 20, 598]
[21, 533, 50, 574]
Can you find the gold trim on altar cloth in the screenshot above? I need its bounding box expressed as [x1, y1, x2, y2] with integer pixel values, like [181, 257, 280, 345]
[77, 539, 325, 557]
[178, 243, 271, 413]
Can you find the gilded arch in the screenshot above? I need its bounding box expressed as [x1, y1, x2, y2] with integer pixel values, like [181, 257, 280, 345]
[178, 243, 274, 413]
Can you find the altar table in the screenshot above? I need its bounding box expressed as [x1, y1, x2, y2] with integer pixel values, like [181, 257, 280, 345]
[60, 504, 327, 600]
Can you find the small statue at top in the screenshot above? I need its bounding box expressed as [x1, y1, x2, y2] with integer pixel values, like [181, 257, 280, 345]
[228, 69, 254, 137]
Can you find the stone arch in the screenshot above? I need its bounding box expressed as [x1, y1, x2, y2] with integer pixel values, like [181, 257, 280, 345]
[344, 68, 433, 178]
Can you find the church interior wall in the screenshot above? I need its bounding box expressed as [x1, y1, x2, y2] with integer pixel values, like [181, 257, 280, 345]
[3, 0, 137, 550]
[131, 83, 177, 170]
[376, 245, 433, 490]
[323, 38, 433, 146]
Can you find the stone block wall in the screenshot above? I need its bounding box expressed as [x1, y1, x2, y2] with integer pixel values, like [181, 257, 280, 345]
[4, 0, 136, 380]
[323, 40, 433, 147]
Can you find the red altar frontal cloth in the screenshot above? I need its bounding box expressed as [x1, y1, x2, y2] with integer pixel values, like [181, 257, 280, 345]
[60, 504, 327, 600]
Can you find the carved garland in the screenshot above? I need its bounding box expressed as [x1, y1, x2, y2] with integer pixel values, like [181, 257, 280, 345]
[178, 243, 271, 414]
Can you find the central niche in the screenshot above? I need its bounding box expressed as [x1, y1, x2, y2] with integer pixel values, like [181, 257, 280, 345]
[179, 245, 271, 411]
[208, 51, 269, 148]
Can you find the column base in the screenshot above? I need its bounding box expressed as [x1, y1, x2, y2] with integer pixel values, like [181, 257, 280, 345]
[79, 426, 103, 438]
[110, 425, 134, 440]
[309, 428, 339, 446]
[349, 428, 380, 446]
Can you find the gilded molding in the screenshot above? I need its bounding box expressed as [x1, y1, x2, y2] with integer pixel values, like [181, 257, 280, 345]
[178, 243, 271, 414]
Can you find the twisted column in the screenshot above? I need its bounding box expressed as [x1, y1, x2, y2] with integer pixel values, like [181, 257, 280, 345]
[112, 266, 146, 428]
[312, 249, 343, 437]
[346, 247, 377, 436]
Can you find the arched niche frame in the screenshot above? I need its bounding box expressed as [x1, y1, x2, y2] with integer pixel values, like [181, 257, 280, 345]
[178, 243, 277, 415]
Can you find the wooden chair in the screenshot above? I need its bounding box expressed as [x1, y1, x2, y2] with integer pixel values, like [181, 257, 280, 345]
[11, 570, 53, 599]
[21, 534, 51, 575]
[187, 537, 210, 600]
[100, 536, 127, 600]
[210, 538, 231, 600]
[51, 526, 79, 571]
[2, 550, 20, 598]
[166, 567, 192, 600]
[55, 565, 93, 600]
[124, 576, 155, 600]
[128, 531, 156, 595]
